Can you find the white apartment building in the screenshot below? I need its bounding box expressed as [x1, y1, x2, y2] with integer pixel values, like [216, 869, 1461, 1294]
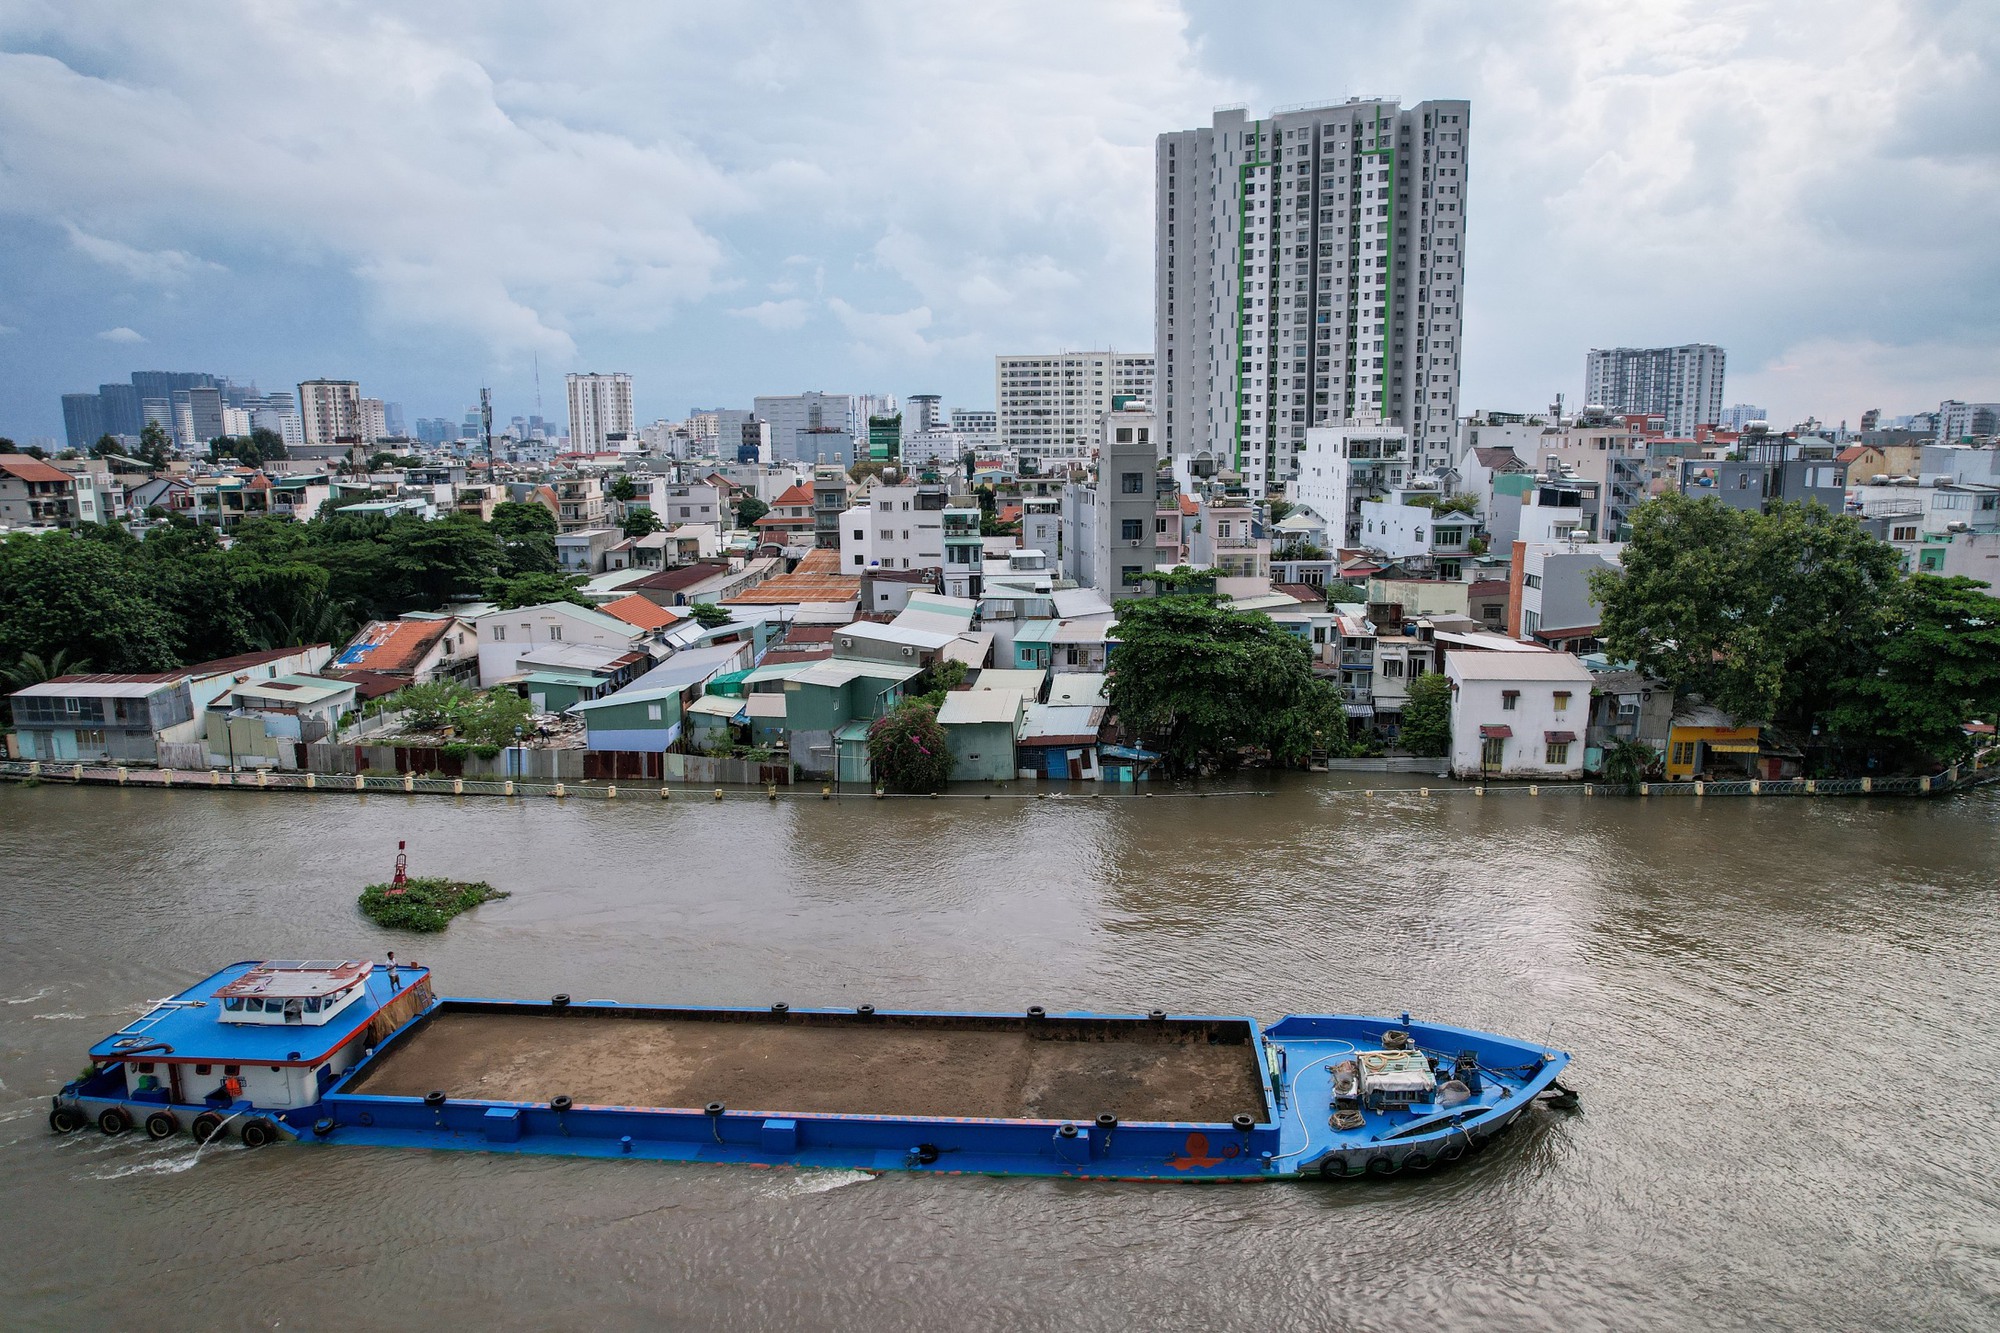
[1583, 345, 1724, 439]
[1288, 425, 1411, 547]
[566, 373, 635, 452]
[839, 482, 947, 573]
[298, 379, 363, 447]
[1156, 98, 1471, 492]
[996, 352, 1154, 472]
[1356, 485, 1484, 574]
[360, 397, 387, 445]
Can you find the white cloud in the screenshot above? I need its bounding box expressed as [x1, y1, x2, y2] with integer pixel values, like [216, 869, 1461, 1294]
[729, 298, 811, 330]
[96, 326, 145, 343]
[64, 223, 222, 285]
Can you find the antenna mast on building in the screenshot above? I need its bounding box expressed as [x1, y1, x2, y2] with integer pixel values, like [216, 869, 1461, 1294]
[533, 353, 543, 416]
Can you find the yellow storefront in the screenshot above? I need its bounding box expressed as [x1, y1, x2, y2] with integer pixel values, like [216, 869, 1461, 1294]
[1664, 723, 1762, 781]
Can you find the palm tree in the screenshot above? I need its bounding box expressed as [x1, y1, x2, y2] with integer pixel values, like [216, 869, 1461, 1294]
[1600, 740, 1658, 786]
[2, 649, 90, 691]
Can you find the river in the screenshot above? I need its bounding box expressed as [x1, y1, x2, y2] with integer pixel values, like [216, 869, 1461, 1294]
[1, 779, 1996, 1330]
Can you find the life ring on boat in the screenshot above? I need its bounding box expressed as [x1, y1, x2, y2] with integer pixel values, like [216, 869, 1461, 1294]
[1366, 1154, 1399, 1176]
[424, 1090, 447, 1108]
[144, 1110, 181, 1140]
[191, 1111, 225, 1143]
[551, 1095, 573, 1113]
[48, 1106, 84, 1135]
[97, 1107, 131, 1136]
[239, 1117, 278, 1148]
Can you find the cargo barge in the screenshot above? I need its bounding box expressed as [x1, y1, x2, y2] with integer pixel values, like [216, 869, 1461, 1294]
[50, 960, 1574, 1179]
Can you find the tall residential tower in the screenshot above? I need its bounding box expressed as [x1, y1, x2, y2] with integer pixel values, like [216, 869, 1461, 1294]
[1155, 98, 1470, 490]
[565, 372, 635, 452]
[1583, 345, 1725, 438]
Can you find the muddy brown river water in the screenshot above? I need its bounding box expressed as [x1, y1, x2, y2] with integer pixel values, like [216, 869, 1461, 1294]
[1, 778, 1996, 1330]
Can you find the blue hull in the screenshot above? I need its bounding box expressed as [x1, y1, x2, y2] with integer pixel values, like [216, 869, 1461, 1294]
[55, 983, 1572, 1181]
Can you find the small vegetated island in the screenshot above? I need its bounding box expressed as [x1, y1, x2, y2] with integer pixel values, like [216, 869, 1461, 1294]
[358, 877, 508, 932]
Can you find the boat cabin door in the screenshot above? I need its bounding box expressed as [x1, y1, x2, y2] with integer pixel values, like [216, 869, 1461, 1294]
[283, 998, 304, 1024]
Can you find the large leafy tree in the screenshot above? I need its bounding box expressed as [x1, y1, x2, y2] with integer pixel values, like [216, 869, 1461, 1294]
[489, 572, 590, 609]
[1399, 672, 1452, 757]
[489, 500, 560, 579]
[1827, 575, 2000, 765]
[735, 496, 770, 528]
[1591, 496, 1900, 730]
[621, 507, 663, 539]
[1108, 593, 1345, 773]
[0, 532, 180, 671]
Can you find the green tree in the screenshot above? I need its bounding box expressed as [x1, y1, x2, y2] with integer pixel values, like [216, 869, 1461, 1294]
[1267, 498, 1294, 524]
[0, 647, 91, 689]
[0, 532, 180, 671]
[1592, 495, 1901, 730]
[736, 495, 770, 528]
[688, 602, 732, 629]
[867, 698, 953, 792]
[386, 680, 473, 732]
[1107, 593, 1341, 773]
[1827, 574, 2000, 766]
[1600, 739, 1658, 785]
[1398, 671, 1452, 758]
[621, 506, 663, 539]
[489, 571, 590, 609]
[489, 500, 560, 579]
[1272, 543, 1326, 562]
[91, 434, 122, 459]
[455, 688, 535, 743]
[606, 474, 637, 503]
[138, 420, 173, 468]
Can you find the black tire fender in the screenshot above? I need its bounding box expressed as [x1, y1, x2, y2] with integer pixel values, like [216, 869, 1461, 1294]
[144, 1110, 181, 1140]
[48, 1106, 84, 1135]
[97, 1107, 131, 1137]
[239, 1117, 278, 1148]
[191, 1111, 225, 1143]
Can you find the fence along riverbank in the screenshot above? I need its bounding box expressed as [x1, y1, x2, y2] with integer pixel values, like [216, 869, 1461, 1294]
[3, 755, 1995, 803]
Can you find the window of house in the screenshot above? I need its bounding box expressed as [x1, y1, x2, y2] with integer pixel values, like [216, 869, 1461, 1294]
[550, 626, 562, 641]
[853, 554, 864, 566]
[1546, 742, 1570, 765]
[1553, 691, 1571, 711]
[1121, 473, 1144, 494]
[1671, 741, 1695, 766]
[647, 704, 662, 721]
[1892, 525, 1916, 541]
[1381, 658, 1404, 677]
[493, 625, 505, 641]
[1121, 519, 1144, 541]
[1501, 690, 1518, 710]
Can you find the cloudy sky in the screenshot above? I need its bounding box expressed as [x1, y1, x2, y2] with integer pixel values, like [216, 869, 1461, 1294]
[1, 0, 1994, 441]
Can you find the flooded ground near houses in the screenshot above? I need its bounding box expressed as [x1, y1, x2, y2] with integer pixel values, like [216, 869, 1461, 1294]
[1, 778, 1996, 1330]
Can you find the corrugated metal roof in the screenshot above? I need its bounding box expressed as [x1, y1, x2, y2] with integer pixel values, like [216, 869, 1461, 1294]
[937, 689, 1027, 725]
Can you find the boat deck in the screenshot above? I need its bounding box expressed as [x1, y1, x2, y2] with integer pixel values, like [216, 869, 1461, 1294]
[346, 1007, 1269, 1123]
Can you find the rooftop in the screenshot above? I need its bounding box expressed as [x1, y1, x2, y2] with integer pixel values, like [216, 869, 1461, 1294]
[1444, 649, 1594, 682]
[334, 618, 455, 673]
[601, 594, 686, 632]
[937, 688, 1028, 725]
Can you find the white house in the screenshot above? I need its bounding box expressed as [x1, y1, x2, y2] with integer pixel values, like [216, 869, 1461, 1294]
[472, 601, 652, 686]
[839, 481, 947, 573]
[1288, 426, 1410, 547]
[1443, 650, 1594, 780]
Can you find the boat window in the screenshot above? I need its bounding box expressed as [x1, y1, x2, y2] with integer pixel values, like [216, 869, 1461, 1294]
[224, 997, 244, 1011]
[224, 1065, 240, 1076]
[305, 997, 321, 1012]
[195, 1064, 211, 1075]
[136, 1062, 154, 1072]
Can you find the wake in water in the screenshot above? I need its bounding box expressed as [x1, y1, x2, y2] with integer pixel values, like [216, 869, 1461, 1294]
[83, 1139, 207, 1180]
[760, 1168, 877, 1198]
[0, 988, 53, 1005]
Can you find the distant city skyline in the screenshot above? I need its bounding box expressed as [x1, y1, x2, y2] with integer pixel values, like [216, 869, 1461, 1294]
[2, 2, 1995, 441]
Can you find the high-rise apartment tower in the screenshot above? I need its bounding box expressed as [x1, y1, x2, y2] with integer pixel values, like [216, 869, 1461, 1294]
[1583, 345, 1725, 439]
[565, 372, 634, 452]
[1156, 98, 1470, 490]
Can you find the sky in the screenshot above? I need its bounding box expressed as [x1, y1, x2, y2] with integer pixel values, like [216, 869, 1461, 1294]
[0, 0, 1995, 443]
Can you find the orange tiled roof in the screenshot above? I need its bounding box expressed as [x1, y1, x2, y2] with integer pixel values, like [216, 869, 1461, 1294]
[334, 619, 452, 673]
[770, 482, 814, 507]
[602, 594, 686, 631]
[0, 454, 73, 484]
